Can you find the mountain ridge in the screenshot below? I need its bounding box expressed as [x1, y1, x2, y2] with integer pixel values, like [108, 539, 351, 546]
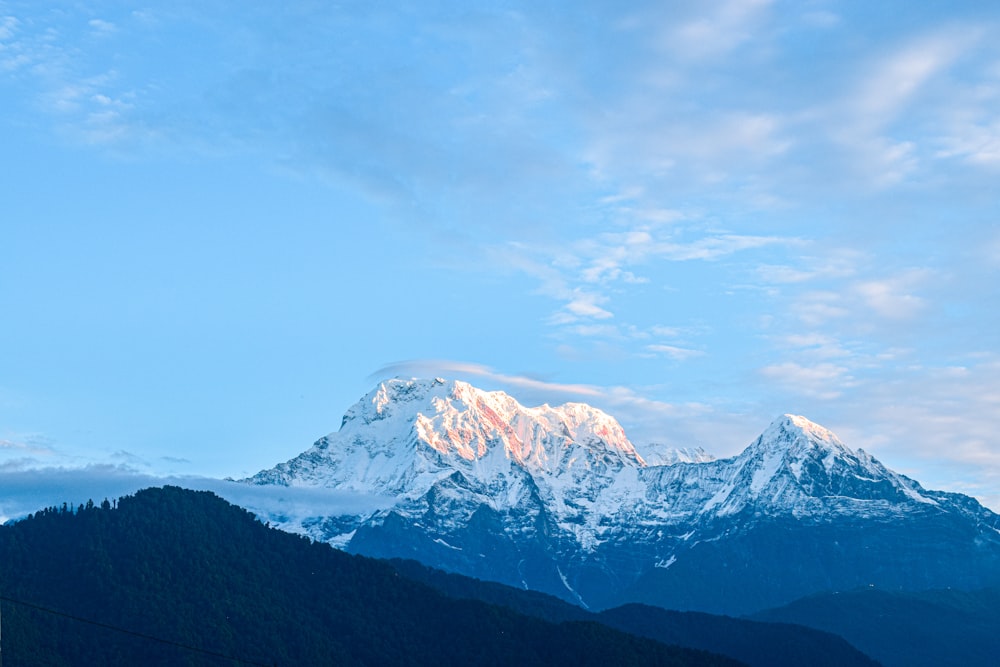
[751, 586, 1000, 667]
[245, 377, 1000, 614]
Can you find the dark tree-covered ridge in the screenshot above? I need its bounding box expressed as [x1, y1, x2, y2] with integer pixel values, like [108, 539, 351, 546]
[0, 485, 742, 666]
[388, 558, 881, 667]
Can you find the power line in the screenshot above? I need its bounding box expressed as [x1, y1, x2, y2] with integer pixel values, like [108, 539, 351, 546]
[0, 595, 272, 667]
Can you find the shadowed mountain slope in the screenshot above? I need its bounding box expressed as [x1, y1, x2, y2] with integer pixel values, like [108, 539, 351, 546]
[752, 587, 1000, 667]
[389, 558, 881, 667]
[0, 485, 740, 667]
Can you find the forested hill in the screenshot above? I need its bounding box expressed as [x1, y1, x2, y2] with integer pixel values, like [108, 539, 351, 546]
[752, 586, 1000, 667]
[388, 559, 881, 667]
[0, 486, 742, 667]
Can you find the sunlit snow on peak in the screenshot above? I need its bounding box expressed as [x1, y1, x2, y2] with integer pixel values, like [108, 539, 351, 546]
[757, 413, 851, 457]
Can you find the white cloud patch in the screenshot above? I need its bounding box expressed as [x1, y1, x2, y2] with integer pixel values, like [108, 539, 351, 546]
[370, 360, 607, 402]
[563, 291, 614, 320]
[853, 271, 928, 319]
[1, 436, 55, 456]
[0, 469, 396, 525]
[928, 45, 1000, 168]
[658, 0, 775, 61]
[585, 108, 792, 190]
[534, 227, 792, 320]
[88, 19, 117, 36]
[853, 34, 966, 127]
[494, 220, 796, 347]
[756, 247, 861, 285]
[824, 357, 1000, 510]
[657, 233, 789, 261]
[937, 117, 1000, 166]
[787, 25, 986, 188]
[787, 268, 930, 327]
[776, 333, 854, 359]
[791, 291, 851, 327]
[0, 15, 17, 39]
[759, 361, 854, 399]
[0, 465, 161, 522]
[645, 344, 704, 361]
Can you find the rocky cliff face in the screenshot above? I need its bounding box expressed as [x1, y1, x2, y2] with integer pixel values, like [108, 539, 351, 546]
[245, 378, 1000, 614]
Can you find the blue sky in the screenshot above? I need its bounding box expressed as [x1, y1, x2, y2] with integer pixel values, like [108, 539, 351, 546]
[2, 1, 1000, 509]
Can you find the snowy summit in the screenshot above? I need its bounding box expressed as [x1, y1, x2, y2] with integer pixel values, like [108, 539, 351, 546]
[243, 378, 1000, 613]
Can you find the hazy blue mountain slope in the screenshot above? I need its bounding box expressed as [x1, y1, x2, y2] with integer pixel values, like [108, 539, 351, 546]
[390, 558, 881, 667]
[751, 587, 1000, 667]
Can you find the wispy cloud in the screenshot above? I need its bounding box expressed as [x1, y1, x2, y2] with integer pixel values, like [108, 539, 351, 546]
[369, 360, 606, 400]
[774, 333, 854, 359]
[653, 0, 775, 61]
[853, 270, 930, 319]
[755, 248, 861, 284]
[1, 436, 56, 457]
[784, 267, 932, 329]
[0, 434, 60, 471]
[88, 19, 117, 36]
[937, 119, 1000, 166]
[561, 291, 615, 321]
[0, 14, 34, 73]
[819, 26, 990, 186]
[110, 450, 151, 468]
[852, 33, 967, 128]
[495, 223, 797, 345]
[934, 61, 1000, 167]
[0, 15, 17, 40]
[0, 468, 398, 525]
[822, 357, 1000, 509]
[644, 344, 704, 361]
[759, 361, 855, 399]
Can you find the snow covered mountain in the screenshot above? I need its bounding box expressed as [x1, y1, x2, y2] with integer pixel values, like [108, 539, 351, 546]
[251, 377, 642, 499]
[245, 378, 1000, 614]
[637, 444, 715, 466]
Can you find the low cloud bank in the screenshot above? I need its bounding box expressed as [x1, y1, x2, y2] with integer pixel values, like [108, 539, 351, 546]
[0, 467, 395, 525]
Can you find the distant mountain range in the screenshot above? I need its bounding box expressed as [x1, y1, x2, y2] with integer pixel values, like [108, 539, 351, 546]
[245, 377, 1000, 615]
[0, 485, 876, 667]
[5, 377, 999, 664]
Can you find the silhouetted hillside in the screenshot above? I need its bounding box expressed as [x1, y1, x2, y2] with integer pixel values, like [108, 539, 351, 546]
[389, 558, 881, 667]
[0, 486, 740, 666]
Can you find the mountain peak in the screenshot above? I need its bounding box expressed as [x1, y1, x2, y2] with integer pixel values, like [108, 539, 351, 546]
[254, 377, 645, 497]
[755, 413, 852, 459]
[240, 379, 1000, 617]
[736, 414, 859, 497]
[698, 412, 949, 516]
[342, 377, 452, 427]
